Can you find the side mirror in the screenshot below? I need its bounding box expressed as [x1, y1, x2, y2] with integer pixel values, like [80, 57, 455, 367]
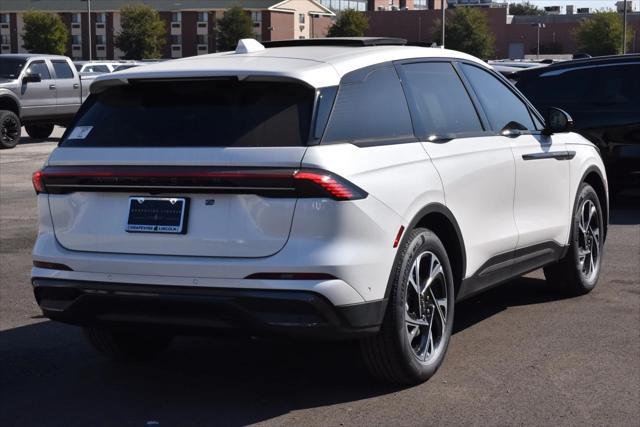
[543, 107, 574, 135]
[22, 73, 42, 83]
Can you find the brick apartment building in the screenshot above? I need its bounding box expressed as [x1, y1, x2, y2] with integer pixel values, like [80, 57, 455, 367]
[0, 0, 336, 59]
[364, 7, 640, 58]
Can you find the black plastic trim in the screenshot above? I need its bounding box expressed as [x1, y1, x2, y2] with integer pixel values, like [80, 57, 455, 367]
[457, 241, 566, 301]
[31, 279, 385, 339]
[383, 203, 467, 300]
[575, 165, 609, 241]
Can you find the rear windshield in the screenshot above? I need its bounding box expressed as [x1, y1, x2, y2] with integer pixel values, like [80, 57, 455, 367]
[61, 79, 315, 147]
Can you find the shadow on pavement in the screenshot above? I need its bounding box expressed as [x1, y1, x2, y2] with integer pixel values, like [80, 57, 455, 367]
[18, 136, 61, 145]
[0, 276, 572, 426]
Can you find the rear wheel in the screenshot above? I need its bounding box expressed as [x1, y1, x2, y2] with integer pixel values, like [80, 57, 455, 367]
[25, 123, 54, 140]
[0, 110, 21, 149]
[360, 228, 455, 384]
[84, 327, 173, 362]
[544, 183, 604, 295]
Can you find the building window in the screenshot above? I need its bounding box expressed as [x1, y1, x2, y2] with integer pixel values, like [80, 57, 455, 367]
[299, 13, 305, 24]
[197, 35, 207, 45]
[0, 14, 9, 24]
[72, 35, 81, 45]
[171, 35, 182, 45]
[319, 0, 366, 12]
[171, 12, 181, 22]
[96, 13, 106, 23]
[414, 0, 428, 9]
[71, 13, 81, 23]
[197, 12, 208, 22]
[251, 11, 262, 24]
[1, 35, 10, 45]
[95, 35, 106, 45]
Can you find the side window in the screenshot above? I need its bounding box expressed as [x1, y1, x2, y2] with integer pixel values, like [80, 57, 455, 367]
[52, 60, 74, 79]
[461, 63, 535, 131]
[399, 62, 483, 138]
[27, 61, 51, 80]
[322, 64, 414, 144]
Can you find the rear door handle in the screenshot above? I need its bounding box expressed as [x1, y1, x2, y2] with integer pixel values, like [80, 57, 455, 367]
[73, 83, 79, 89]
[49, 84, 56, 90]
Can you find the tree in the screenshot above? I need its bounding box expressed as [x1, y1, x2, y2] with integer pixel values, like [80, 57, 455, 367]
[573, 11, 633, 56]
[328, 9, 369, 37]
[22, 11, 68, 55]
[433, 7, 495, 59]
[115, 5, 166, 59]
[509, 2, 545, 16]
[216, 7, 254, 51]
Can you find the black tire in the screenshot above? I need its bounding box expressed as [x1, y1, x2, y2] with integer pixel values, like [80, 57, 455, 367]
[84, 327, 173, 362]
[360, 228, 455, 384]
[25, 123, 54, 140]
[0, 110, 21, 149]
[544, 183, 604, 296]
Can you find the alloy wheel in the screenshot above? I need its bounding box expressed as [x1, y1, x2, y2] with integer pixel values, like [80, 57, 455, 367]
[405, 251, 448, 363]
[577, 199, 600, 281]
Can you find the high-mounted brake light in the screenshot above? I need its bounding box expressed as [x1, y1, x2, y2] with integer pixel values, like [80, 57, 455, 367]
[32, 170, 45, 194]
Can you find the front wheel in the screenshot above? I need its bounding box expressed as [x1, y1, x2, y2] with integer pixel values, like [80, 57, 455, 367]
[544, 183, 604, 295]
[360, 228, 455, 384]
[25, 123, 54, 140]
[0, 110, 21, 149]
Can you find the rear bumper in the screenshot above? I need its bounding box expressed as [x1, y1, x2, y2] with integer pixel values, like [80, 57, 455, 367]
[32, 278, 386, 339]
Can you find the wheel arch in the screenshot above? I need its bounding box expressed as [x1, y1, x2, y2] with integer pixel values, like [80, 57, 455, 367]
[0, 94, 21, 117]
[580, 166, 609, 241]
[385, 204, 467, 299]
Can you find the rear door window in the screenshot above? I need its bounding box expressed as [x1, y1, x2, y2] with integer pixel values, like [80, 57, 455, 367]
[461, 63, 535, 131]
[398, 61, 483, 138]
[52, 60, 74, 79]
[322, 64, 414, 145]
[61, 79, 315, 147]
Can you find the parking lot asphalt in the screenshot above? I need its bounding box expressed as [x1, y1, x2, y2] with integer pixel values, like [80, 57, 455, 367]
[0, 129, 638, 427]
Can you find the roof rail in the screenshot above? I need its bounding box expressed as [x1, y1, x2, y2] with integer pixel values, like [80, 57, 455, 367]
[262, 37, 408, 48]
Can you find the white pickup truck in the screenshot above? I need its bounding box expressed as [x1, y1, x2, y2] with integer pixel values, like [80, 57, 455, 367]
[0, 53, 95, 148]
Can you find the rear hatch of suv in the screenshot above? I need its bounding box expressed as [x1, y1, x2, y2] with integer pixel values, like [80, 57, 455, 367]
[44, 77, 315, 258]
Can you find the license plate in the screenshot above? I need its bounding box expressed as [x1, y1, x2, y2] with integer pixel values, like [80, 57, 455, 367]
[126, 197, 188, 234]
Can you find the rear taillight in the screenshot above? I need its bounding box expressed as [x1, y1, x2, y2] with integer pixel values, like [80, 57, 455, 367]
[293, 170, 367, 201]
[34, 166, 367, 201]
[32, 170, 45, 194]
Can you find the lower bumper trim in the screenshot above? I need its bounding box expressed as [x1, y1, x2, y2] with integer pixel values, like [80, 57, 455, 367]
[32, 278, 386, 339]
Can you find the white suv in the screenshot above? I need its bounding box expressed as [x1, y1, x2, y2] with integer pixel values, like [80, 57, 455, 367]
[31, 38, 608, 384]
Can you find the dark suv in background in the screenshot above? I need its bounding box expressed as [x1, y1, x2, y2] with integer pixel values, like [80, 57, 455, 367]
[514, 55, 639, 192]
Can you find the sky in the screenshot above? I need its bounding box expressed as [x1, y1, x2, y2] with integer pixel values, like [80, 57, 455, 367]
[511, 0, 624, 11]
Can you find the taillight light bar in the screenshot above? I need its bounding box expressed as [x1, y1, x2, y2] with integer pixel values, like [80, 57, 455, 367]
[32, 166, 367, 201]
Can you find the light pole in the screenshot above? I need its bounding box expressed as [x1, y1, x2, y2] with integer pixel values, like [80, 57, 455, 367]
[441, 0, 446, 48]
[622, 0, 628, 54]
[532, 23, 545, 59]
[81, 0, 92, 60]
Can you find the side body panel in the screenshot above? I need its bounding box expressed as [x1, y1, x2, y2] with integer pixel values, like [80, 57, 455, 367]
[510, 133, 571, 249]
[422, 137, 518, 278]
[18, 59, 57, 119]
